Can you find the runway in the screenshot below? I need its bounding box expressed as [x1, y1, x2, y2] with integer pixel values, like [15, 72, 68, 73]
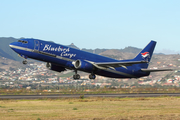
[0, 93, 180, 100]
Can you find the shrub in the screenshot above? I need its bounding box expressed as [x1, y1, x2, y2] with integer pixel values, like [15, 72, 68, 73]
[73, 108, 78, 110]
[80, 94, 84, 99]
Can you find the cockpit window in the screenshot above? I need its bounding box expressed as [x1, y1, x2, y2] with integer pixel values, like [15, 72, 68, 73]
[18, 40, 28, 44]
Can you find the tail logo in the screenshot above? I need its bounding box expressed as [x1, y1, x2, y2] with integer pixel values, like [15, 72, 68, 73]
[141, 52, 150, 61]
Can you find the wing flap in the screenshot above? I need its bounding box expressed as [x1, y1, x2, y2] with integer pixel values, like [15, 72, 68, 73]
[95, 61, 148, 68]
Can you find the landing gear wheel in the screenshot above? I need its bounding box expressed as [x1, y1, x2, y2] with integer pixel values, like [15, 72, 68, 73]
[73, 74, 80, 80]
[22, 60, 28, 65]
[89, 74, 96, 79]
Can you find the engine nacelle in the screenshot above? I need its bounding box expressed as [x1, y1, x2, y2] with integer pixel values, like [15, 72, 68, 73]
[72, 59, 94, 71]
[46, 62, 66, 72]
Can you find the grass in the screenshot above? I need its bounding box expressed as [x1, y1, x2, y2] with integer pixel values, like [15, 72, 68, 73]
[0, 97, 180, 119]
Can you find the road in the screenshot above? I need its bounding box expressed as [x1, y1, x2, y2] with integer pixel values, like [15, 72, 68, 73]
[0, 93, 180, 99]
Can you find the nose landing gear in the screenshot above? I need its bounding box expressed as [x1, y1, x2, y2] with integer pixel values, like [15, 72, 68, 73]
[18, 54, 28, 65]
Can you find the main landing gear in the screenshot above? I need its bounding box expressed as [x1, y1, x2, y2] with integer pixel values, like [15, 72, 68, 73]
[89, 74, 96, 79]
[73, 70, 96, 80]
[22, 60, 28, 65]
[73, 74, 80, 80]
[73, 70, 80, 80]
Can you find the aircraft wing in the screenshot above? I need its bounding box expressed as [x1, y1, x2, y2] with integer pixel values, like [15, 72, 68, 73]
[94, 61, 148, 68]
[141, 68, 173, 72]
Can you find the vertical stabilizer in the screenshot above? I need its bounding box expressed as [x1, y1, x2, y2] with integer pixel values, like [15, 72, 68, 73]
[133, 40, 156, 68]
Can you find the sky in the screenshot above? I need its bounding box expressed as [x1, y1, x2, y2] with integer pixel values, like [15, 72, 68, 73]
[0, 0, 180, 54]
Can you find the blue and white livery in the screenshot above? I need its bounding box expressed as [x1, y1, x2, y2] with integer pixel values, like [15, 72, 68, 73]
[9, 39, 172, 79]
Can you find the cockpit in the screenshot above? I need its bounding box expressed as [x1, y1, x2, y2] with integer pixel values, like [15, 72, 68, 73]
[18, 40, 28, 44]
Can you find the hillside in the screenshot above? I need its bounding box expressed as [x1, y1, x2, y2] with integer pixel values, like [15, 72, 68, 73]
[0, 37, 22, 61]
[99, 49, 137, 60]
[0, 57, 24, 70]
[81, 46, 141, 55]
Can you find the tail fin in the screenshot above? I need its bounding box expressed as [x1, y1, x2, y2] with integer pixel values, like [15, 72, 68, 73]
[133, 40, 156, 68]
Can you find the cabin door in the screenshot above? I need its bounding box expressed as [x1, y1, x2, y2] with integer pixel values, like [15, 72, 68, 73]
[34, 40, 40, 51]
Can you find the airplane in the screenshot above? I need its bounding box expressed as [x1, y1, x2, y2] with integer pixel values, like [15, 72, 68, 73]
[9, 39, 172, 79]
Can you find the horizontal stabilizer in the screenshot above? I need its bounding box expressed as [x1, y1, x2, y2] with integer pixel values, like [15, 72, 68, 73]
[141, 68, 173, 72]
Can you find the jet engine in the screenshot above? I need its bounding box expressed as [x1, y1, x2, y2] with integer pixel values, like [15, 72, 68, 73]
[73, 59, 94, 71]
[46, 62, 66, 72]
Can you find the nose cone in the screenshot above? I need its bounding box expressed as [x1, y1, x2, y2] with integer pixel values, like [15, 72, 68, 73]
[9, 42, 14, 48]
[9, 42, 20, 52]
[9, 42, 16, 49]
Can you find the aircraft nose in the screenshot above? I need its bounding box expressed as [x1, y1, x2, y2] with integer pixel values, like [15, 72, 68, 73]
[9, 42, 15, 48]
[9, 42, 18, 49]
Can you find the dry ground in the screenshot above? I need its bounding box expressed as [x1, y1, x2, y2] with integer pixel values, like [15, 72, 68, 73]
[0, 97, 180, 120]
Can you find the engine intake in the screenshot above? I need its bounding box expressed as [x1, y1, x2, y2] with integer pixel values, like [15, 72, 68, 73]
[73, 60, 94, 71]
[73, 60, 81, 69]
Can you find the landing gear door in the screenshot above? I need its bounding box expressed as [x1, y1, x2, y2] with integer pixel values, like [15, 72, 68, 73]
[34, 40, 39, 51]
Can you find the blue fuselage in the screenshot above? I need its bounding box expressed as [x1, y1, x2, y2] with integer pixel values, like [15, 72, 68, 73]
[9, 39, 150, 78]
